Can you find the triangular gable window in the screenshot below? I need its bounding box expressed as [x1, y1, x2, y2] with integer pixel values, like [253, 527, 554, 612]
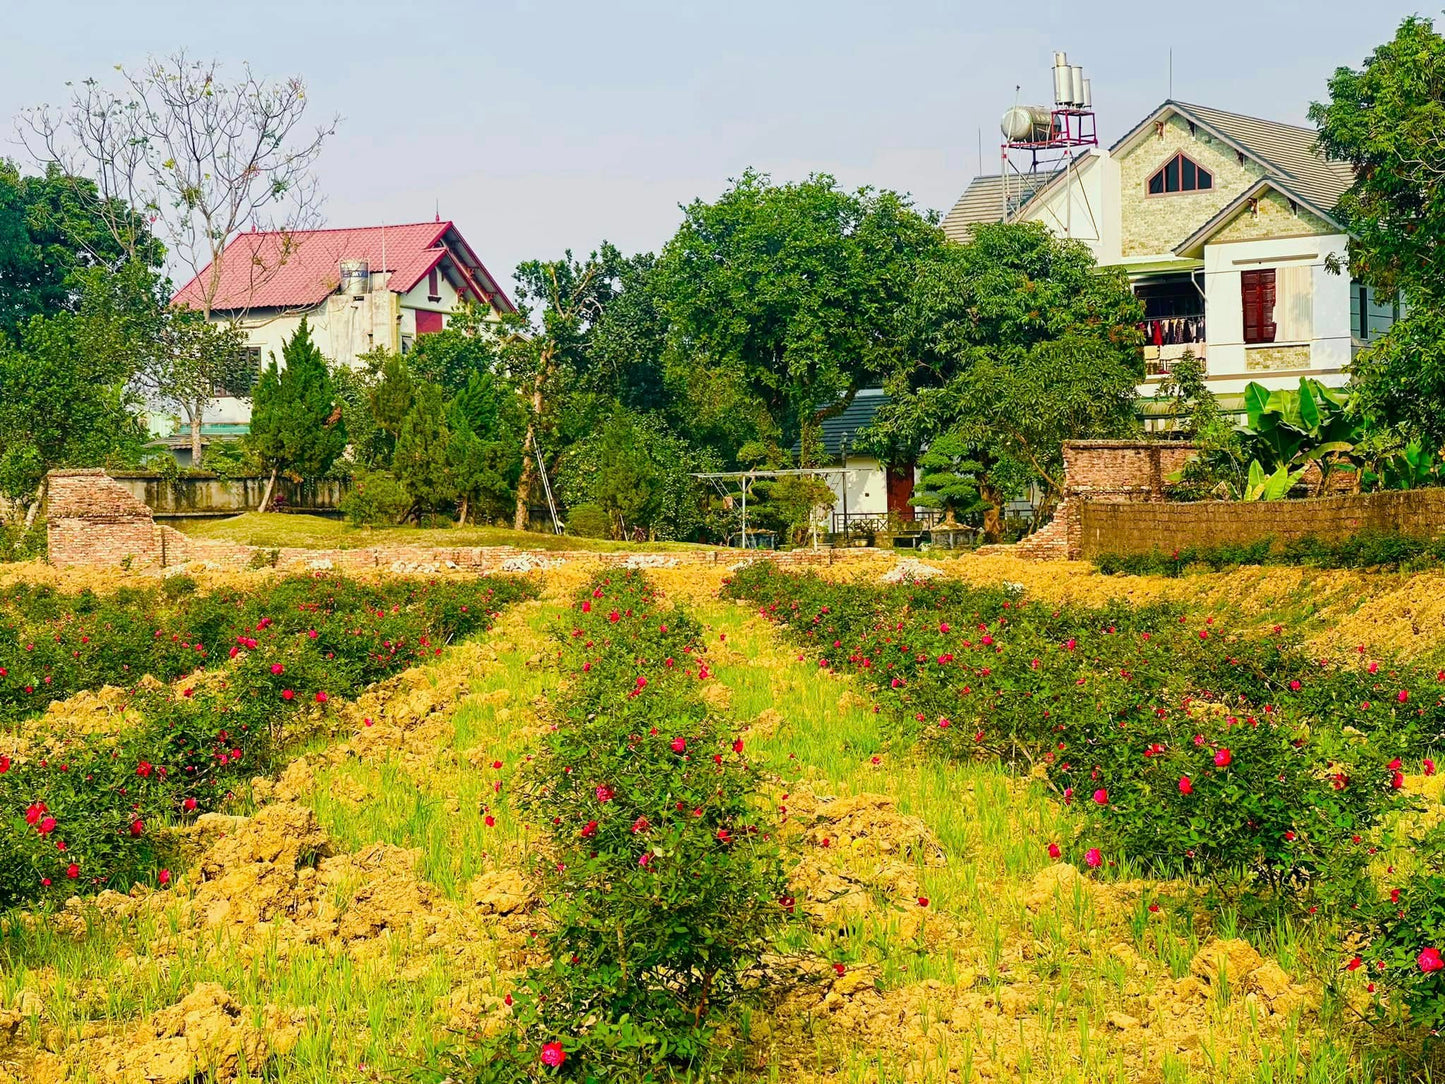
[1147, 153, 1213, 194]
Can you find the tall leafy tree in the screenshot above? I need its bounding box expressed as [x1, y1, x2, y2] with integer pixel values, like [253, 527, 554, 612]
[447, 369, 523, 525]
[247, 318, 346, 508]
[863, 222, 1142, 539]
[1312, 17, 1445, 448]
[509, 245, 624, 529]
[654, 171, 942, 463]
[0, 161, 163, 334]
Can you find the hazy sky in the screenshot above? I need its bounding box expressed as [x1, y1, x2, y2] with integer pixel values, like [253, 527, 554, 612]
[1, 1, 1428, 300]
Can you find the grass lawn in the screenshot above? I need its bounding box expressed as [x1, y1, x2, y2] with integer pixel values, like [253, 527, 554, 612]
[173, 512, 715, 553]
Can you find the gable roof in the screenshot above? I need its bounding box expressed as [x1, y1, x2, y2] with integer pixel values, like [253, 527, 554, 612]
[171, 221, 516, 314]
[940, 170, 1062, 240]
[1173, 176, 1343, 257]
[1112, 101, 1354, 218]
[819, 388, 888, 458]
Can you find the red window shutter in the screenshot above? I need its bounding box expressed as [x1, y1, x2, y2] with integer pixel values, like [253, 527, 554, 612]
[415, 310, 444, 335]
[1241, 270, 1278, 344]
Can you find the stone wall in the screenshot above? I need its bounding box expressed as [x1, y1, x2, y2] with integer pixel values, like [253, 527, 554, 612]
[46, 470, 168, 569]
[1078, 489, 1445, 559]
[982, 441, 1199, 561]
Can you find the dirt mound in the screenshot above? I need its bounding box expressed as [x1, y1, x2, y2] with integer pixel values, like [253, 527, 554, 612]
[26, 983, 302, 1084]
[784, 791, 947, 936]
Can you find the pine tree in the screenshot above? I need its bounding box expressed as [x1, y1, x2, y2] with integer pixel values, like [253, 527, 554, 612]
[393, 381, 453, 515]
[246, 317, 347, 509]
[912, 431, 987, 525]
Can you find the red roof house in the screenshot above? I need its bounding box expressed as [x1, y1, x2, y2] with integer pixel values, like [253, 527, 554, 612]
[172, 220, 515, 314]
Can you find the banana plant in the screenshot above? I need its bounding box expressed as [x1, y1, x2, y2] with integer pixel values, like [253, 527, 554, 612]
[1243, 459, 1306, 501]
[1237, 379, 1363, 495]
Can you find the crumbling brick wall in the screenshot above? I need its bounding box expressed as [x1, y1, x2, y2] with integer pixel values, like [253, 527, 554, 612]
[47, 470, 170, 568]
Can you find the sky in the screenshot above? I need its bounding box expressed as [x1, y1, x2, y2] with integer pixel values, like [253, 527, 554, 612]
[0, 0, 1429, 301]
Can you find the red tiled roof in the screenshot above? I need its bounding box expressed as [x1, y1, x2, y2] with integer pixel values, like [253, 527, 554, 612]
[171, 221, 515, 313]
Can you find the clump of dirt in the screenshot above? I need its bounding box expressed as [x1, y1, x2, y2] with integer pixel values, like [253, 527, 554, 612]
[24, 983, 303, 1084]
[783, 790, 946, 937]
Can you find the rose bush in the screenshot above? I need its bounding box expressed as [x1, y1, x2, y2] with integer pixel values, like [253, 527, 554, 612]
[723, 564, 1422, 899]
[457, 570, 790, 1083]
[0, 572, 535, 906]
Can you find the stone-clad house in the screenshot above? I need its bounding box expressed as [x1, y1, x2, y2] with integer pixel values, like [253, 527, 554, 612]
[942, 100, 1398, 416]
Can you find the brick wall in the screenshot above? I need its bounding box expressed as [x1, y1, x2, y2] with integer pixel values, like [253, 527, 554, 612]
[47, 470, 166, 568]
[1078, 489, 1445, 558]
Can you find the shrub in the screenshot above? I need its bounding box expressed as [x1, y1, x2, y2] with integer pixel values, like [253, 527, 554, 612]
[0, 520, 45, 563]
[0, 573, 537, 906]
[1095, 531, 1445, 577]
[722, 562, 1438, 900]
[456, 571, 790, 1082]
[339, 468, 411, 526]
[1364, 847, 1445, 1033]
[564, 503, 610, 539]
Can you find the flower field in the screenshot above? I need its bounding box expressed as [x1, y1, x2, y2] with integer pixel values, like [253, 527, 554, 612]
[3, 557, 1445, 1082]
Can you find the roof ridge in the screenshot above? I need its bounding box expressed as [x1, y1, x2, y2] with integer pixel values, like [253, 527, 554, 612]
[226, 221, 452, 241]
[1170, 100, 1320, 138]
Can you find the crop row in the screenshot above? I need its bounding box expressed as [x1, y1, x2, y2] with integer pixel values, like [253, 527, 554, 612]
[459, 570, 787, 1083]
[0, 572, 537, 908]
[723, 563, 1445, 1034]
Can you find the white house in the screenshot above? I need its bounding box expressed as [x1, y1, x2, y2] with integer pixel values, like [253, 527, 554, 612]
[167, 220, 515, 458]
[942, 100, 1396, 418]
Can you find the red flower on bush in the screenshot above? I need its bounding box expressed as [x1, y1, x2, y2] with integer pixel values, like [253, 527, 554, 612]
[37, 816, 56, 836]
[129, 819, 144, 837]
[1178, 775, 1193, 795]
[271, 663, 284, 676]
[608, 611, 620, 623]
[315, 691, 329, 703]
[670, 737, 686, 754]
[540, 1041, 566, 1067]
[1214, 748, 1232, 768]
[1419, 947, 1444, 973]
[136, 761, 153, 778]
[281, 689, 295, 701]
[24, 803, 45, 826]
[1092, 789, 1108, 806]
[66, 863, 78, 879]
[1085, 848, 1102, 868]
[183, 797, 197, 812]
[1290, 680, 1302, 691]
[1047, 842, 1061, 859]
[1398, 689, 1410, 704]
[595, 786, 614, 803]
[0, 755, 9, 773]
[581, 820, 598, 838]
[1427, 758, 1437, 777]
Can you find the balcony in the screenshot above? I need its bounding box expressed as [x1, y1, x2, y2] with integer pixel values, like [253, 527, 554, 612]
[1140, 316, 1206, 378]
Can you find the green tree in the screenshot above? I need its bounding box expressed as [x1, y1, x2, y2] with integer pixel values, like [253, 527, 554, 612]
[246, 318, 346, 508]
[0, 160, 163, 335]
[863, 222, 1142, 539]
[1310, 17, 1445, 448]
[912, 431, 988, 525]
[392, 382, 453, 516]
[509, 245, 625, 529]
[654, 171, 942, 463]
[447, 369, 522, 525]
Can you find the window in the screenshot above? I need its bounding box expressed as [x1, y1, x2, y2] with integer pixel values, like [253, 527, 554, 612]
[1242, 269, 1277, 344]
[427, 268, 440, 301]
[211, 347, 262, 398]
[1147, 153, 1213, 194]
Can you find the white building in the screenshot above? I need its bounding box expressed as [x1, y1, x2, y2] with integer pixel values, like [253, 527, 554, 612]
[168, 220, 515, 457]
[942, 100, 1396, 417]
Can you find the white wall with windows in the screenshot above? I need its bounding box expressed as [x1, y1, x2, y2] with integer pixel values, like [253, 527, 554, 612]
[1199, 232, 1352, 394]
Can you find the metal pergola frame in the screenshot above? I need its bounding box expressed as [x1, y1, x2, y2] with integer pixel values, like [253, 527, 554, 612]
[691, 468, 857, 548]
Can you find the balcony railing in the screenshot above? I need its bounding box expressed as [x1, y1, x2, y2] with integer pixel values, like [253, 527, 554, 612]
[1141, 316, 1206, 378]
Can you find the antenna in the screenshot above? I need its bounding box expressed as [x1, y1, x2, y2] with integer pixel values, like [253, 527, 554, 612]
[977, 127, 983, 177]
[1169, 49, 1173, 99]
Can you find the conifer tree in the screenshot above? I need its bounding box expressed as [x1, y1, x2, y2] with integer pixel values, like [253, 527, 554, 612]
[247, 317, 346, 509]
[393, 381, 453, 515]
